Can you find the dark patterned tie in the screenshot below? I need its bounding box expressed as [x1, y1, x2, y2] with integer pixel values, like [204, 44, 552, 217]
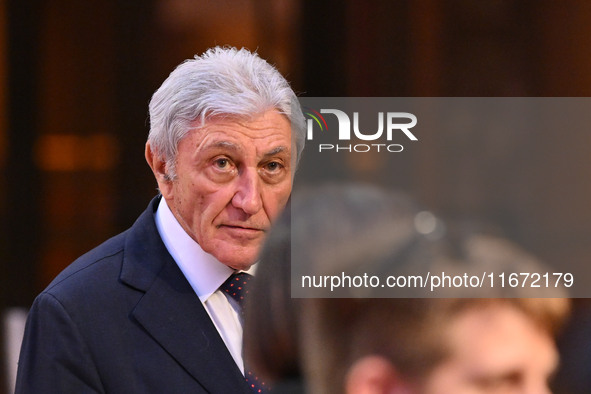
[220, 273, 267, 393]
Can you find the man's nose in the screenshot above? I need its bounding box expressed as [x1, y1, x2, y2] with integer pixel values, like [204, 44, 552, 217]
[231, 168, 263, 215]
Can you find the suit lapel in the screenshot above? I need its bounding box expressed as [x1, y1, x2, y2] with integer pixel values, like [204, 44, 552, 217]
[132, 261, 250, 393]
[121, 197, 252, 394]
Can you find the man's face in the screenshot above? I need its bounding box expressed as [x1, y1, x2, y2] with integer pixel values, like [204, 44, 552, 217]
[422, 304, 558, 394]
[156, 110, 293, 270]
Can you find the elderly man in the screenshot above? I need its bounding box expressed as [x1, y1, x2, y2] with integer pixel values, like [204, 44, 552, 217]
[15, 47, 305, 393]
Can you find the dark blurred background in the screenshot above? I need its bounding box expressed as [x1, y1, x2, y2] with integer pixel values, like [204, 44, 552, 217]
[2, 0, 591, 392]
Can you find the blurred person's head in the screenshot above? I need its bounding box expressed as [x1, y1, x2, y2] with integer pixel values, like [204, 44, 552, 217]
[145, 47, 305, 269]
[245, 183, 569, 394]
[312, 297, 566, 394]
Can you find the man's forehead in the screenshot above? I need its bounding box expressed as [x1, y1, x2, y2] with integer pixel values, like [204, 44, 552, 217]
[444, 305, 559, 370]
[198, 109, 290, 129]
[200, 139, 290, 155]
[189, 114, 292, 151]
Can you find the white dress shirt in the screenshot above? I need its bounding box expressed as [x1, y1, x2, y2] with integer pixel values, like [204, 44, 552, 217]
[154, 197, 254, 373]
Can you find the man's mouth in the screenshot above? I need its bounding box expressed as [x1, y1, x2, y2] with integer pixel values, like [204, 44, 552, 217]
[217, 224, 266, 232]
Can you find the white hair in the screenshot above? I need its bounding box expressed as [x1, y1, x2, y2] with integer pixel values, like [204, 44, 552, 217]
[148, 46, 306, 178]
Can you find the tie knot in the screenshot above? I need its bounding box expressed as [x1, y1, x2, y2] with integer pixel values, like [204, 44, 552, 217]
[220, 272, 253, 306]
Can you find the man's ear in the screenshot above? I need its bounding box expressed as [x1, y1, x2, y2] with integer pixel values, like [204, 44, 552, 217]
[345, 355, 409, 394]
[145, 142, 173, 198]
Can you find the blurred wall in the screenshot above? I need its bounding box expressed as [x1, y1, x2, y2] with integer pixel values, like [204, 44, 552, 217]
[0, 2, 7, 392]
[1, 0, 590, 301]
[2, 1, 591, 393]
[1, 0, 591, 305]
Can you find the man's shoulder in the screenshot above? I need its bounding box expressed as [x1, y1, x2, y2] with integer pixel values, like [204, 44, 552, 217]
[44, 230, 129, 297]
[42, 197, 161, 300]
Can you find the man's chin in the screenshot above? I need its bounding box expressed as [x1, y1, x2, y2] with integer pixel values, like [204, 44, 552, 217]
[213, 249, 258, 271]
[203, 237, 263, 270]
[226, 260, 256, 271]
[217, 257, 257, 272]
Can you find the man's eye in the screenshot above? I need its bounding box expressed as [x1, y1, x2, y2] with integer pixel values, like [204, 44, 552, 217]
[265, 161, 282, 172]
[214, 158, 230, 169]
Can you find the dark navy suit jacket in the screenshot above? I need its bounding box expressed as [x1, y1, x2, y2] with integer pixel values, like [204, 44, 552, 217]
[15, 197, 253, 393]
